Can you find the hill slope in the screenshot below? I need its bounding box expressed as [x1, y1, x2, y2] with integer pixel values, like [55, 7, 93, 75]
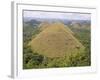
[29, 22, 85, 58]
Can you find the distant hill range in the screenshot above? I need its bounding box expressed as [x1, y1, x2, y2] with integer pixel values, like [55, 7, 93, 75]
[28, 22, 85, 58]
[24, 17, 90, 26]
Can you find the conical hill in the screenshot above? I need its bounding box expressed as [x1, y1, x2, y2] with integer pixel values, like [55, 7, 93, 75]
[29, 22, 85, 58]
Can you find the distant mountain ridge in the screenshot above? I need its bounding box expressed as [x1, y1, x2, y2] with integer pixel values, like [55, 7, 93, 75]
[24, 17, 90, 26]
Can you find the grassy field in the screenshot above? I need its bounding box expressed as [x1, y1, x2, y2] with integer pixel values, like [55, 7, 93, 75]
[23, 20, 91, 69]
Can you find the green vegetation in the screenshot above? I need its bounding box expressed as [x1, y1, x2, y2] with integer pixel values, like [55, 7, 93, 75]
[23, 21, 91, 69]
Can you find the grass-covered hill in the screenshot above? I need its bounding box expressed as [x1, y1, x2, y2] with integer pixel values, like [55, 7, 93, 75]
[23, 20, 91, 69]
[29, 22, 85, 58]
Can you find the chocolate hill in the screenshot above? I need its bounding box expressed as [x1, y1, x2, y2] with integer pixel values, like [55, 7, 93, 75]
[29, 22, 85, 58]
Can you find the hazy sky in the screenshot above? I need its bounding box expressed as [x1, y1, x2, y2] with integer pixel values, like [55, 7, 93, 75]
[23, 10, 91, 20]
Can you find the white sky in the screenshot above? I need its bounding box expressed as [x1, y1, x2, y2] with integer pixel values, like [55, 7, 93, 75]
[23, 10, 91, 20]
